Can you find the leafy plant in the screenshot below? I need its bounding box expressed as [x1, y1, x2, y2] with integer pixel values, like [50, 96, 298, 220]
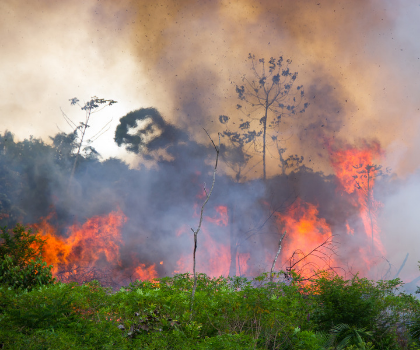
[310, 273, 401, 331]
[0, 271, 419, 349]
[6, 288, 75, 330]
[291, 327, 327, 350]
[328, 323, 373, 350]
[0, 224, 54, 291]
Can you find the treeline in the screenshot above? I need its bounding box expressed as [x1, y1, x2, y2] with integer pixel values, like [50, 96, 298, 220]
[0, 130, 128, 227]
[0, 121, 350, 279]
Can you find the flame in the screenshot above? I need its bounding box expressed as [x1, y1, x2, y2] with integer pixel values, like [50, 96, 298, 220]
[205, 205, 229, 226]
[32, 210, 157, 283]
[328, 141, 386, 260]
[274, 198, 335, 276]
[345, 221, 354, 235]
[175, 205, 231, 277]
[134, 263, 158, 281]
[237, 252, 250, 276]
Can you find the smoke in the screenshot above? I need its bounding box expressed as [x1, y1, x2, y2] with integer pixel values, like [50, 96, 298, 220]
[378, 171, 420, 285]
[1, 0, 420, 285]
[2, 0, 416, 172]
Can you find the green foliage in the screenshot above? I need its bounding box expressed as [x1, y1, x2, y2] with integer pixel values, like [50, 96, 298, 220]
[0, 271, 419, 349]
[408, 315, 420, 348]
[309, 273, 420, 349]
[0, 282, 124, 349]
[328, 323, 373, 349]
[344, 342, 375, 350]
[310, 273, 402, 330]
[0, 224, 54, 291]
[291, 328, 326, 350]
[5, 284, 76, 331]
[199, 333, 256, 349]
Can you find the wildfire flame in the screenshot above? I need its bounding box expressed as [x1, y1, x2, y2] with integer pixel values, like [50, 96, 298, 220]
[328, 141, 386, 262]
[32, 209, 158, 284]
[175, 205, 232, 277]
[274, 198, 335, 276]
[30, 141, 386, 284]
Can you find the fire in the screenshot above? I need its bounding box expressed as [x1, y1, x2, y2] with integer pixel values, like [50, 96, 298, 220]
[237, 252, 250, 276]
[33, 210, 126, 275]
[175, 205, 231, 277]
[329, 141, 382, 193]
[328, 141, 386, 259]
[32, 210, 158, 284]
[205, 205, 228, 226]
[274, 198, 335, 276]
[134, 263, 158, 281]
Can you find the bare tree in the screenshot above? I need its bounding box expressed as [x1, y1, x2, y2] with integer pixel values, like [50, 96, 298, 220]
[191, 130, 220, 311]
[219, 53, 308, 181]
[63, 96, 117, 183]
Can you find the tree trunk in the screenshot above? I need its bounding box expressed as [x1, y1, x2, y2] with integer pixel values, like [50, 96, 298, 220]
[228, 203, 237, 276]
[262, 104, 268, 181]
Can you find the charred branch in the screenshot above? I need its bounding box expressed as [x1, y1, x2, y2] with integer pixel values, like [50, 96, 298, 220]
[287, 234, 338, 276]
[393, 253, 409, 280]
[191, 130, 220, 312]
[270, 231, 286, 282]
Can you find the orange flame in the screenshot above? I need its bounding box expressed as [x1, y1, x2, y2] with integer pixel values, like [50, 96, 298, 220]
[175, 205, 231, 277]
[134, 263, 158, 281]
[32, 210, 158, 283]
[205, 205, 228, 226]
[274, 198, 335, 276]
[328, 141, 385, 261]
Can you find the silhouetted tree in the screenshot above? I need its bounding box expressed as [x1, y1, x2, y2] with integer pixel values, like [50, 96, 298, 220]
[65, 96, 117, 182]
[219, 53, 308, 181]
[114, 107, 187, 157]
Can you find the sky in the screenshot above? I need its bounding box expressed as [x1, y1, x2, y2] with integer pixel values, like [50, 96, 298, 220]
[1, 0, 420, 176]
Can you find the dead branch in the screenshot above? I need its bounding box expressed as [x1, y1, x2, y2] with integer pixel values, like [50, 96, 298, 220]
[287, 235, 338, 276]
[270, 231, 286, 282]
[242, 192, 297, 243]
[393, 253, 409, 279]
[381, 256, 392, 280]
[191, 130, 220, 312]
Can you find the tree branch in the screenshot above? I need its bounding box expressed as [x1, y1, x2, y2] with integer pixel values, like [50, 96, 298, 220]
[270, 231, 286, 282]
[191, 130, 220, 312]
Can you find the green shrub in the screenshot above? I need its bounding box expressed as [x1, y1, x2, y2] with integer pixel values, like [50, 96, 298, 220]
[328, 323, 373, 349]
[2, 283, 79, 332]
[291, 328, 326, 350]
[1, 270, 419, 349]
[310, 274, 401, 330]
[344, 342, 375, 350]
[0, 223, 54, 291]
[199, 333, 256, 349]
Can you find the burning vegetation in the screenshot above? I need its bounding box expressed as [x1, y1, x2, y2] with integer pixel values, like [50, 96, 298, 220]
[0, 55, 414, 290]
[0, 99, 402, 287]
